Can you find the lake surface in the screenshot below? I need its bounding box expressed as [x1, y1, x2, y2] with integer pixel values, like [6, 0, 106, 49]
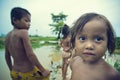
[0, 46, 62, 80]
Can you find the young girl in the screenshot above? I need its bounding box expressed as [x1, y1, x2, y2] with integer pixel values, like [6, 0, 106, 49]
[60, 24, 72, 80]
[70, 13, 120, 80]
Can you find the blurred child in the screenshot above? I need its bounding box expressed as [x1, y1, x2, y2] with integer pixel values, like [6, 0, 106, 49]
[70, 13, 120, 80]
[60, 24, 72, 80]
[5, 7, 50, 80]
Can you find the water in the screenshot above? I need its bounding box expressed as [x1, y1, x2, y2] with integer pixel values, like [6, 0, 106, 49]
[0, 50, 11, 80]
[0, 46, 62, 80]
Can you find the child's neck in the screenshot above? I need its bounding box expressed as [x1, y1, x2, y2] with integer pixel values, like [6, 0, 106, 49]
[83, 58, 103, 66]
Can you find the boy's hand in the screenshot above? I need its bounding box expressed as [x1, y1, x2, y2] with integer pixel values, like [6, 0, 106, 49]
[42, 69, 50, 77]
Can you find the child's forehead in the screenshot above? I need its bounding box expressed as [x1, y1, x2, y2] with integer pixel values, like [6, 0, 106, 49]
[77, 20, 107, 35]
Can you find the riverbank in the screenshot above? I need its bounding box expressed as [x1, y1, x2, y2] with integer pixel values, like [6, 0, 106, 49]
[0, 36, 58, 49]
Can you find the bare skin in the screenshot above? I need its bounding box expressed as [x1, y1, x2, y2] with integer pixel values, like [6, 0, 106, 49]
[60, 35, 71, 52]
[61, 35, 71, 80]
[70, 56, 120, 80]
[70, 19, 120, 80]
[5, 14, 50, 77]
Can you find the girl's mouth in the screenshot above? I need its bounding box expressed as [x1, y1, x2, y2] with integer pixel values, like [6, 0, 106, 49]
[83, 52, 95, 56]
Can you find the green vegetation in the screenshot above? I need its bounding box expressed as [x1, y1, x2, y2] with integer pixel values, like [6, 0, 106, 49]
[116, 37, 120, 49]
[49, 12, 68, 39]
[114, 60, 120, 72]
[114, 37, 120, 54]
[0, 37, 5, 49]
[29, 36, 58, 48]
[0, 36, 58, 49]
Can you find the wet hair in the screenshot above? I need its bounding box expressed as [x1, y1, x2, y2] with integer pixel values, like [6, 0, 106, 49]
[71, 13, 116, 55]
[61, 24, 70, 39]
[11, 7, 31, 25]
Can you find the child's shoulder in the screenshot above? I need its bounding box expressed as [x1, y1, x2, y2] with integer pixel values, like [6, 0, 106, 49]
[108, 69, 120, 80]
[103, 60, 120, 79]
[17, 29, 29, 36]
[6, 31, 13, 40]
[108, 66, 120, 79]
[62, 51, 71, 58]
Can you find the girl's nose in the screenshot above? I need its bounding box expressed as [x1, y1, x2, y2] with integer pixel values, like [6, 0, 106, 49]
[85, 41, 94, 50]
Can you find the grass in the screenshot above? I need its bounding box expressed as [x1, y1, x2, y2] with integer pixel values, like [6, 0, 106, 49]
[114, 49, 120, 54]
[0, 36, 59, 48]
[0, 36, 58, 49]
[29, 36, 58, 48]
[0, 37, 5, 49]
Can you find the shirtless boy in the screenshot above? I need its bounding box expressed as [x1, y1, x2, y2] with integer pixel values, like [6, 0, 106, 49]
[70, 13, 120, 80]
[5, 7, 50, 80]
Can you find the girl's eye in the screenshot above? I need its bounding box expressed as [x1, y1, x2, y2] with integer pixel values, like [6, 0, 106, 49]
[79, 36, 86, 41]
[94, 36, 103, 42]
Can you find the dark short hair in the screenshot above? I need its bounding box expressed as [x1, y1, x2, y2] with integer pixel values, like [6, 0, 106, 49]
[61, 24, 70, 39]
[71, 13, 116, 55]
[11, 7, 31, 25]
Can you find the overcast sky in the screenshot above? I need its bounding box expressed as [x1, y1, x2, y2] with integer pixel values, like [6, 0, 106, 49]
[0, 0, 120, 37]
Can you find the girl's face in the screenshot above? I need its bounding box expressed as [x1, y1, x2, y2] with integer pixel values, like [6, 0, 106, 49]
[75, 19, 108, 64]
[14, 14, 31, 30]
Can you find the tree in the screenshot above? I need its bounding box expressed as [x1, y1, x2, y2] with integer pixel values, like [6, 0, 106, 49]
[49, 12, 68, 39]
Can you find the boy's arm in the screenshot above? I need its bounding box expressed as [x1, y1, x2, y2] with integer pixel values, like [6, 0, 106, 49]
[5, 38, 12, 71]
[21, 30, 50, 76]
[62, 58, 69, 80]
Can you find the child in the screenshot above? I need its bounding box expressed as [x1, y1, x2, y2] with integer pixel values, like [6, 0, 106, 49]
[70, 13, 120, 80]
[5, 7, 50, 80]
[60, 24, 72, 80]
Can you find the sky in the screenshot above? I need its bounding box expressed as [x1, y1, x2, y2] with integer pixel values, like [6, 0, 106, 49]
[0, 0, 120, 37]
